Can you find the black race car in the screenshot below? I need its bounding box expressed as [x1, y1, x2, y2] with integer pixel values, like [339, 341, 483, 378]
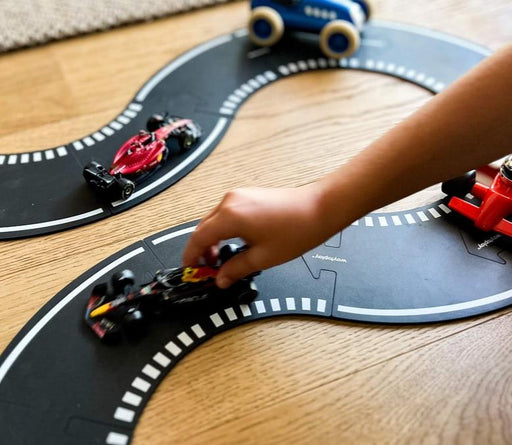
[85, 244, 258, 341]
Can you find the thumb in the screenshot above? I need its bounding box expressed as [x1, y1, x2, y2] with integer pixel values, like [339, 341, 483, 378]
[216, 248, 260, 289]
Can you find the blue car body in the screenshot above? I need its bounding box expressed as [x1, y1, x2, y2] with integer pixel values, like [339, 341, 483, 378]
[250, 0, 366, 33]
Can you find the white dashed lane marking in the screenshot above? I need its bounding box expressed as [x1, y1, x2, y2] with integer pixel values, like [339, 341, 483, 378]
[106, 432, 129, 445]
[224, 307, 238, 321]
[122, 391, 142, 407]
[141, 364, 160, 380]
[177, 331, 194, 346]
[255, 300, 266, 314]
[131, 377, 151, 393]
[114, 407, 135, 423]
[165, 341, 182, 357]
[210, 312, 224, 327]
[191, 323, 206, 338]
[240, 304, 252, 317]
[153, 352, 171, 368]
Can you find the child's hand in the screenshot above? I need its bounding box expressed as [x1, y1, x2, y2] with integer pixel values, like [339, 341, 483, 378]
[182, 185, 328, 288]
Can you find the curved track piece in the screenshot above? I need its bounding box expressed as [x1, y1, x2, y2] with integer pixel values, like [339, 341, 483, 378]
[2, 205, 512, 444]
[0, 21, 490, 239]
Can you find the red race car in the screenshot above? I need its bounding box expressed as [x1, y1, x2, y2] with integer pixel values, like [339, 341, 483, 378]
[83, 113, 201, 201]
[442, 156, 512, 237]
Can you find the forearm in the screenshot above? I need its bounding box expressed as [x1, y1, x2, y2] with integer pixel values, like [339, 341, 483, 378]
[315, 43, 512, 235]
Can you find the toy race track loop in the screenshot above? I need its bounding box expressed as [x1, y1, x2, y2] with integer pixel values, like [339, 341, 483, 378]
[0, 21, 490, 239]
[2, 203, 512, 444]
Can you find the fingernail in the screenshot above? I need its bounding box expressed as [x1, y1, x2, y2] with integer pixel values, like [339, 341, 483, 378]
[217, 276, 232, 289]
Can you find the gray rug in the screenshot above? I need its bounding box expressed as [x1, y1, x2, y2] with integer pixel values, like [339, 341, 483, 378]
[0, 0, 238, 52]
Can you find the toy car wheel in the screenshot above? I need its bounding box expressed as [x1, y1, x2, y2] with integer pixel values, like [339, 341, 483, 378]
[248, 7, 284, 47]
[237, 281, 258, 304]
[441, 170, 476, 197]
[352, 0, 373, 20]
[123, 309, 147, 337]
[102, 322, 123, 343]
[319, 20, 360, 59]
[111, 269, 136, 295]
[219, 243, 240, 263]
[179, 132, 197, 152]
[91, 282, 109, 298]
[116, 177, 135, 200]
[147, 114, 166, 132]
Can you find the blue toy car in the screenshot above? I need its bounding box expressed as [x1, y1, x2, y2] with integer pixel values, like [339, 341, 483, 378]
[248, 0, 372, 59]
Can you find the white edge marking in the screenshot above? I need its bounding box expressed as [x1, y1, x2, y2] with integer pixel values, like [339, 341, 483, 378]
[112, 118, 228, 207]
[152, 225, 196, 245]
[0, 208, 104, 233]
[0, 247, 145, 384]
[337, 288, 512, 317]
[136, 34, 233, 101]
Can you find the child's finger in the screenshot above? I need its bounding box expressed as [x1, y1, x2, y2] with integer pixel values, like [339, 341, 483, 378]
[182, 216, 237, 266]
[216, 247, 260, 289]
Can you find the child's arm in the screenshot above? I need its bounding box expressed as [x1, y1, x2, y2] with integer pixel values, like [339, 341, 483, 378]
[183, 44, 512, 289]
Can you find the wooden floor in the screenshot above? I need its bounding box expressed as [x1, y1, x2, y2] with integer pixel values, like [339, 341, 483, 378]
[1, 1, 512, 443]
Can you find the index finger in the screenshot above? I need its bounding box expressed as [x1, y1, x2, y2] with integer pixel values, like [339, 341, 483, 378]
[182, 215, 239, 266]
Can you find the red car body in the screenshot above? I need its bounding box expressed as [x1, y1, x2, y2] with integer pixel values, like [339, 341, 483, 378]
[83, 114, 201, 201]
[447, 160, 512, 237]
[110, 119, 192, 176]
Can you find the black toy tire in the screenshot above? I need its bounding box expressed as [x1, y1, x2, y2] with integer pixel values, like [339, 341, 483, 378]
[147, 113, 166, 132]
[116, 177, 135, 201]
[111, 269, 136, 294]
[237, 281, 258, 304]
[441, 170, 476, 197]
[102, 323, 123, 343]
[123, 309, 147, 338]
[179, 132, 196, 152]
[91, 282, 109, 298]
[219, 244, 239, 263]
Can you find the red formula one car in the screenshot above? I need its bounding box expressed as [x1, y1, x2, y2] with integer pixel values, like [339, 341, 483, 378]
[83, 113, 201, 201]
[442, 156, 512, 237]
[85, 244, 259, 341]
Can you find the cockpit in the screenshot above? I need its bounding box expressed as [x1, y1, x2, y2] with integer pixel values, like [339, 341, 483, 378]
[127, 131, 156, 155]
